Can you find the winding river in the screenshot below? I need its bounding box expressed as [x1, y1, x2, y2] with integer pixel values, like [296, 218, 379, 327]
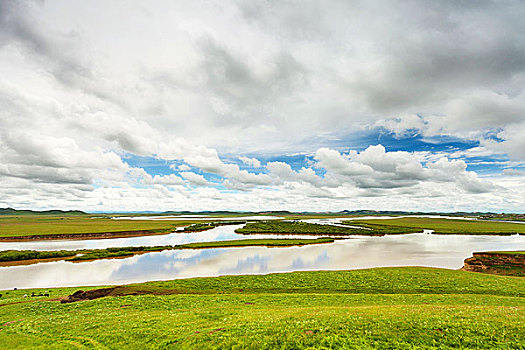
[1, 218, 524, 289]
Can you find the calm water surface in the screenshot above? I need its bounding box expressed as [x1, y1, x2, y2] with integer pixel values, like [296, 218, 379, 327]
[1, 230, 524, 289]
[0, 225, 326, 252]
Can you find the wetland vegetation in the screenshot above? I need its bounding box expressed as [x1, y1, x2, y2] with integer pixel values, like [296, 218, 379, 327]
[0, 238, 335, 265]
[0, 215, 195, 241]
[182, 220, 247, 232]
[345, 217, 525, 235]
[235, 220, 414, 235]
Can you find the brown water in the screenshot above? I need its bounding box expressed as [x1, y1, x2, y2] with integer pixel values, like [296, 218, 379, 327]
[1, 230, 524, 289]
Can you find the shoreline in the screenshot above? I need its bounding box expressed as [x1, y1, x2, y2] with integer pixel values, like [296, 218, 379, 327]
[0, 229, 175, 242]
[0, 238, 335, 266]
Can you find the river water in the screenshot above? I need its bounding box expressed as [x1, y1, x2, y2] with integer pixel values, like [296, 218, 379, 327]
[1, 223, 524, 289]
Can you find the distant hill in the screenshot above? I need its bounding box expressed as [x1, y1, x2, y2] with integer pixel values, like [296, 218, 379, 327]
[1, 207, 501, 217]
[0, 208, 87, 216]
[338, 210, 496, 216]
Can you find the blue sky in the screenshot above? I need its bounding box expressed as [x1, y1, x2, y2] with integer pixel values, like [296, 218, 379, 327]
[1, 1, 525, 212]
[125, 129, 518, 182]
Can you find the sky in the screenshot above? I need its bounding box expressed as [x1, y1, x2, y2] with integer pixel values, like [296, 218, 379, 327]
[1, 0, 525, 213]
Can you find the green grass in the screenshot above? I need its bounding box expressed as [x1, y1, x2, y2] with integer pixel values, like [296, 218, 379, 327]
[183, 222, 219, 232]
[0, 250, 78, 262]
[235, 220, 398, 235]
[0, 215, 198, 238]
[182, 221, 247, 232]
[342, 221, 421, 234]
[344, 217, 525, 235]
[237, 218, 525, 236]
[0, 238, 335, 264]
[177, 238, 335, 249]
[0, 267, 524, 349]
[5, 215, 523, 240]
[483, 251, 525, 255]
[70, 238, 335, 262]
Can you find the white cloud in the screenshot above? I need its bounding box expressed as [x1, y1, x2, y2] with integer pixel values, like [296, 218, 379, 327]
[180, 172, 211, 186]
[144, 174, 185, 186]
[176, 164, 191, 171]
[272, 145, 495, 194]
[0, 1, 524, 212]
[239, 156, 262, 168]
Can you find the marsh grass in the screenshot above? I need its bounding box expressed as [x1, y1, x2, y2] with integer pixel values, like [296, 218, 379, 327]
[347, 217, 525, 235]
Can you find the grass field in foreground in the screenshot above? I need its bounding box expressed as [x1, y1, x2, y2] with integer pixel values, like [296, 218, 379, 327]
[345, 217, 525, 235]
[0, 216, 199, 238]
[0, 267, 524, 349]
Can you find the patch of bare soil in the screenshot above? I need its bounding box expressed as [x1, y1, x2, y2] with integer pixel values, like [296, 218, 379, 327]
[60, 286, 196, 303]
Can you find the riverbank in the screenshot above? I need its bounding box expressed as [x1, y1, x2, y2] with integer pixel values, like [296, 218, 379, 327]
[0, 228, 177, 242]
[0, 215, 193, 241]
[0, 238, 335, 266]
[463, 251, 525, 276]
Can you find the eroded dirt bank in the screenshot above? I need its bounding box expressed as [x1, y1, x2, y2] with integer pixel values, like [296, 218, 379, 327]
[463, 252, 525, 276]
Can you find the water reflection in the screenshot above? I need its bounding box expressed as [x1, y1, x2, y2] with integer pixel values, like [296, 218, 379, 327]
[0, 225, 244, 251]
[0, 225, 323, 252]
[1, 232, 524, 289]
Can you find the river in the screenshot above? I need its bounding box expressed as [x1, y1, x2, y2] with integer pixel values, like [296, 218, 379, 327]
[1, 223, 524, 289]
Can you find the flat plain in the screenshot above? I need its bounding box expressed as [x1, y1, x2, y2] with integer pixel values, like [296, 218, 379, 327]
[0, 216, 197, 239]
[345, 217, 525, 235]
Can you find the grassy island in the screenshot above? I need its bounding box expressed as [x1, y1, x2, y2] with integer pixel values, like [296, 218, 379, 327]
[0, 238, 335, 265]
[235, 220, 416, 235]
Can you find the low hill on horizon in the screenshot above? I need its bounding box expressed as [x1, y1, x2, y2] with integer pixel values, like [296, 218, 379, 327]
[0, 208, 87, 216]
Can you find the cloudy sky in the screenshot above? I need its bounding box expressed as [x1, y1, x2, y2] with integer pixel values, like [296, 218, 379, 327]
[1, 0, 525, 212]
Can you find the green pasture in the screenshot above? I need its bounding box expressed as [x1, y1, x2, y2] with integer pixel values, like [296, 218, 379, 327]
[0, 267, 524, 349]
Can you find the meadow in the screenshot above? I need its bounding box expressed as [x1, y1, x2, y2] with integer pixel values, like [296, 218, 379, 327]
[235, 218, 525, 236]
[0, 216, 198, 239]
[0, 267, 524, 349]
[346, 217, 525, 235]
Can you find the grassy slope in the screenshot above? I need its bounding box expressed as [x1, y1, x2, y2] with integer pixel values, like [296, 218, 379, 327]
[346, 217, 525, 234]
[0, 267, 524, 349]
[0, 216, 198, 238]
